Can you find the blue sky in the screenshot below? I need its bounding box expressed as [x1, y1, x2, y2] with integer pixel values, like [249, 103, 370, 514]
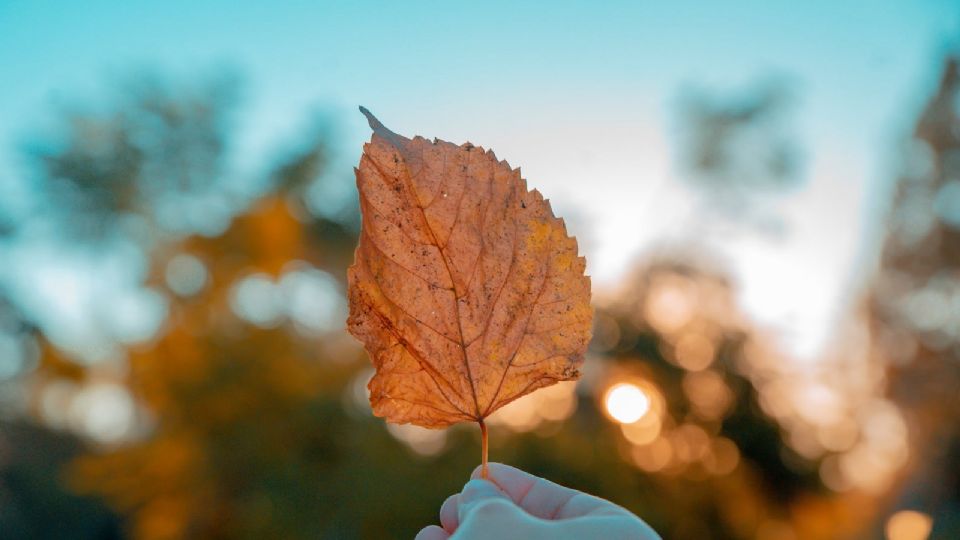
[0, 0, 958, 360]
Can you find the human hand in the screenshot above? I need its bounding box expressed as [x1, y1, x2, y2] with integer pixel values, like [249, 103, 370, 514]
[415, 462, 661, 540]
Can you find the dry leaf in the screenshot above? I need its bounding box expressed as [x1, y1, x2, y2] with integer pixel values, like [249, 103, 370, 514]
[347, 108, 592, 438]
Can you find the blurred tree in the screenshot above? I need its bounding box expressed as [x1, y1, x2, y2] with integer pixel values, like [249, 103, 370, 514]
[0, 296, 40, 408]
[7, 75, 823, 539]
[867, 54, 960, 539]
[25, 73, 240, 241]
[678, 79, 801, 192]
[9, 73, 481, 539]
[3, 63, 939, 540]
[577, 258, 847, 539]
[676, 79, 803, 236]
[0, 420, 123, 539]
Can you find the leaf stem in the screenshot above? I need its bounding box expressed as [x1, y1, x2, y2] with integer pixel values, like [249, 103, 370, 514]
[479, 419, 489, 479]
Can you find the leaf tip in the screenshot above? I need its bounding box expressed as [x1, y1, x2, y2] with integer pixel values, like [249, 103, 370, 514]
[358, 105, 380, 129]
[359, 105, 403, 142]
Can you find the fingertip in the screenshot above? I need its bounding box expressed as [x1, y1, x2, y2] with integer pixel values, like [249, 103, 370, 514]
[458, 479, 513, 524]
[439, 494, 459, 533]
[414, 525, 449, 540]
[471, 463, 540, 506]
[459, 479, 506, 504]
[462, 496, 521, 523]
[470, 461, 514, 480]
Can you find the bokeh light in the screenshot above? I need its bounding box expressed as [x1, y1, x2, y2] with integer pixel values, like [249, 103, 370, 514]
[386, 424, 447, 457]
[604, 382, 652, 424]
[165, 254, 208, 297]
[487, 381, 578, 432]
[229, 273, 284, 328]
[673, 331, 716, 371]
[621, 410, 663, 446]
[643, 275, 696, 335]
[683, 370, 733, 420]
[68, 383, 137, 444]
[885, 510, 933, 540]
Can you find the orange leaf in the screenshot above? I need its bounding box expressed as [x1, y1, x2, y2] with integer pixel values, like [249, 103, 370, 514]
[347, 108, 592, 432]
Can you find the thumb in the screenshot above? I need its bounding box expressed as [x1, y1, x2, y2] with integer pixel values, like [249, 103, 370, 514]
[455, 480, 551, 540]
[456, 479, 514, 524]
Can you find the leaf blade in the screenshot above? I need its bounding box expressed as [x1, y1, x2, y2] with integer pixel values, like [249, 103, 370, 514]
[347, 109, 592, 428]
